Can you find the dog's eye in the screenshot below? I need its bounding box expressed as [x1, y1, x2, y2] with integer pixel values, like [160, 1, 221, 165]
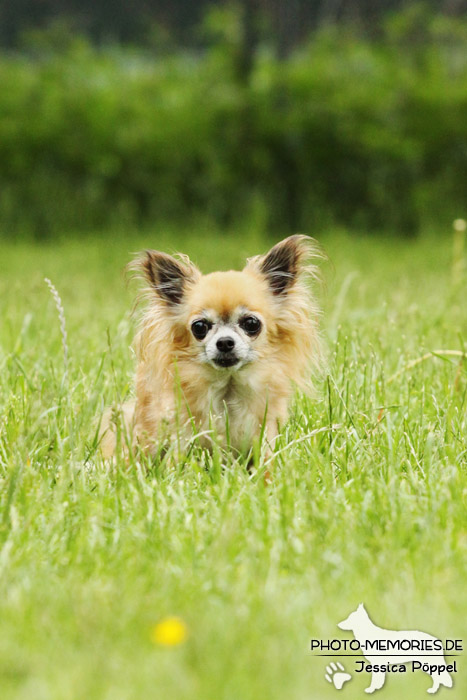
[191, 319, 211, 340]
[239, 316, 262, 336]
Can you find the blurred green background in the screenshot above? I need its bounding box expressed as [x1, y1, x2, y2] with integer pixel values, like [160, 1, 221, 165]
[0, 0, 466, 239]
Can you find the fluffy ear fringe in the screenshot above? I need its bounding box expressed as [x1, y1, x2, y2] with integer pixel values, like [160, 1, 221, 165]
[127, 250, 201, 363]
[247, 235, 326, 393]
[127, 250, 201, 306]
[245, 234, 323, 295]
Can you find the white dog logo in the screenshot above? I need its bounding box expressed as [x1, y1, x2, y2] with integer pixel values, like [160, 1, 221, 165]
[338, 604, 453, 694]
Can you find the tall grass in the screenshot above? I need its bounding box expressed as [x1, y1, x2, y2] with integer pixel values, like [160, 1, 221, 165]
[0, 227, 466, 698]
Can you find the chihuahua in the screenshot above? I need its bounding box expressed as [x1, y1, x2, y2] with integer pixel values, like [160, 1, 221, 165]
[100, 235, 323, 460]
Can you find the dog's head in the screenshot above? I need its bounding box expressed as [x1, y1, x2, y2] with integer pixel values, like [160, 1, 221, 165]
[337, 603, 369, 631]
[135, 235, 321, 381]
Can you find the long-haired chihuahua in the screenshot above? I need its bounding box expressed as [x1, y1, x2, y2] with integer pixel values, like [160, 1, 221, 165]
[100, 235, 323, 463]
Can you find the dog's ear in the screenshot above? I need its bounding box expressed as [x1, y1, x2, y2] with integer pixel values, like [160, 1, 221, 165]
[138, 250, 201, 305]
[246, 235, 312, 296]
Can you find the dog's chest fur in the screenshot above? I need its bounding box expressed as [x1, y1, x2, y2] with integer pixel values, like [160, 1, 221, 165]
[190, 372, 261, 448]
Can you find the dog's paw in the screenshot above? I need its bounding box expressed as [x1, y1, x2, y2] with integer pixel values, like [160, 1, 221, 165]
[325, 662, 352, 690]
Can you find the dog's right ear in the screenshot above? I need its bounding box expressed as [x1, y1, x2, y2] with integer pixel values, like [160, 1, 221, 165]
[245, 235, 316, 296]
[137, 250, 201, 306]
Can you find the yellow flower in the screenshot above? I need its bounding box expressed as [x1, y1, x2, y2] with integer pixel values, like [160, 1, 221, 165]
[150, 616, 188, 646]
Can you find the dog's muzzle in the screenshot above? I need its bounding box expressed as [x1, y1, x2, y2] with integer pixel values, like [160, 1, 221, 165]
[213, 354, 239, 368]
[213, 336, 240, 368]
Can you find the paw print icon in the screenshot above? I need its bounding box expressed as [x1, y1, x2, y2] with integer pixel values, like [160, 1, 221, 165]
[325, 662, 352, 690]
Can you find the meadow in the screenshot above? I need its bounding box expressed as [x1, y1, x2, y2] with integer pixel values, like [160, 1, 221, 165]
[0, 226, 466, 699]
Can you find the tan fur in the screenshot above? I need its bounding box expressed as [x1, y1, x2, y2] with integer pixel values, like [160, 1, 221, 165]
[99, 235, 323, 460]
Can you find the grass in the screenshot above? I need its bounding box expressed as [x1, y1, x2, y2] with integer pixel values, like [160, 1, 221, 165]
[0, 226, 466, 699]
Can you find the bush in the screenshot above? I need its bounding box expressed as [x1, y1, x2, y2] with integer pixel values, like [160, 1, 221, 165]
[0, 9, 466, 237]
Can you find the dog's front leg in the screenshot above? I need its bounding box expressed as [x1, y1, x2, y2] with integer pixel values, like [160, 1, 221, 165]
[262, 418, 280, 484]
[365, 670, 386, 694]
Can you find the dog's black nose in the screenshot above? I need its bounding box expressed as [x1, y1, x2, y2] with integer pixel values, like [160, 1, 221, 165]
[216, 337, 235, 353]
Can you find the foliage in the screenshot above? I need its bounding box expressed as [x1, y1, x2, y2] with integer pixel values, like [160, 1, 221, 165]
[0, 9, 466, 237]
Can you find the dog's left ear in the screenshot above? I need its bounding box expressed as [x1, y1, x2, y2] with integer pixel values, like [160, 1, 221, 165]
[246, 235, 311, 295]
[137, 250, 201, 306]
